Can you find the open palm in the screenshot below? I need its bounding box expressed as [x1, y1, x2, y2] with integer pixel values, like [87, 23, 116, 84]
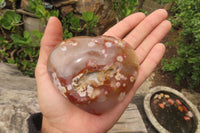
[35, 9, 171, 133]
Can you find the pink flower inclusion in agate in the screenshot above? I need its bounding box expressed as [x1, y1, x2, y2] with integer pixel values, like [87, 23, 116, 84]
[47, 36, 139, 114]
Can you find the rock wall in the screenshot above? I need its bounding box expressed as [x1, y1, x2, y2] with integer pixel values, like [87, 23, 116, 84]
[0, 63, 40, 133]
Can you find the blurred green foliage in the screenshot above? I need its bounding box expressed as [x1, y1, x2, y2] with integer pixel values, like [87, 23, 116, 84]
[0, 0, 5, 7]
[62, 11, 98, 39]
[113, 0, 138, 20]
[0, 10, 21, 31]
[0, 1, 98, 77]
[162, 0, 200, 89]
[26, 0, 59, 24]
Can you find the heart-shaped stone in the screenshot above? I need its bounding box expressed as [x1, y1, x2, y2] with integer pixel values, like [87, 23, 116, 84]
[47, 36, 139, 114]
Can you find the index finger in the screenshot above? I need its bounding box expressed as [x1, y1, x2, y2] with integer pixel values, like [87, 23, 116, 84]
[103, 12, 145, 38]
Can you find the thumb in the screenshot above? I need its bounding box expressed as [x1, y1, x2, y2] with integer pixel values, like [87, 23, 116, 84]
[38, 17, 63, 66]
[35, 17, 74, 116]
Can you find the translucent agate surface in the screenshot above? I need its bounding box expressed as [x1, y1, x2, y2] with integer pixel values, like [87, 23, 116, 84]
[47, 36, 139, 114]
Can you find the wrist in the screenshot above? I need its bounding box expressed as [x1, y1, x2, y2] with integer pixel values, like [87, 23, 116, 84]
[41, 117, 62, 133]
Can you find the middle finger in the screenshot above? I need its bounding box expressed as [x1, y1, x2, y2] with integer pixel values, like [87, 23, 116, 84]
[123, 9, 168, 49]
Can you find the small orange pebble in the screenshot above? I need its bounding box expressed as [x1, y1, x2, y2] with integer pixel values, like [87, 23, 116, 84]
[160, 93, 164, 98]
[178, 105, 183, 112]
[159, 103, 165, 109]
[168, 98, 174, 105]
[182, 105, 189, 112]
[154, 94, 159, 99]
[176, 99, 182, 105]
[184, 116, 190, 121]
[164, 94, 170, 98]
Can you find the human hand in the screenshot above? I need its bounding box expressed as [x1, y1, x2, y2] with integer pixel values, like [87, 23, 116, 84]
[35, 9, 171, 133]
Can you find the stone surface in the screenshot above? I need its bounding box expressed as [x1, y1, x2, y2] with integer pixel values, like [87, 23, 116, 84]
[132, 73, 159, 133]
[0, 63, 37, 91]
[61, 5, 74, 16]
[23, 16, 45, 34]
[76, 0, 108, 13]
[0, 63, 39, 133]
[48, 36, 139, 114]
[53, 0, 78, 8]
[181, 89, 200, 111]
[109, 104, 147, 133]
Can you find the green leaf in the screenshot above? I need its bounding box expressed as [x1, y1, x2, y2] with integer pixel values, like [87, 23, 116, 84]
[0, 36, 4, 42]
[1, 10, 21, 30]
[1, 18, 12, 30]
[0, 36, 5, 45]
[24, 31, 31, 39]
[82, 11, 94, 22]
[70, 17, 83, 32]
[22, 60, 29, 70]
[11, 32, 30, 47]
[35, 5, 45, 18]
[7, 58, 15, 64]
[0, 0, 5, 7]
[49, 10, 59, 18]
[32, 30, 43, 40]
[4, 10, 15, 19]
[7, 42, 13, 49]
[13, 14, 21, 24]
[63, 29, 73, 39]
[10, 34, 22, 43]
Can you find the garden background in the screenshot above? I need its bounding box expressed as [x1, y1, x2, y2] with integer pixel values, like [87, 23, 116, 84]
[0, 0, 200, 132]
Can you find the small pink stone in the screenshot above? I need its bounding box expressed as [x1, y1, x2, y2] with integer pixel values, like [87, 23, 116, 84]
[184, 116, 190, 121]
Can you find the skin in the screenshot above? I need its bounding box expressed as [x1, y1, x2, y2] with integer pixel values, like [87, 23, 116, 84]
[35, 9, 171, 133]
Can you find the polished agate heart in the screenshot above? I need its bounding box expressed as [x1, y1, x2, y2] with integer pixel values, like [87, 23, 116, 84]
[47, 36, 139, 114]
